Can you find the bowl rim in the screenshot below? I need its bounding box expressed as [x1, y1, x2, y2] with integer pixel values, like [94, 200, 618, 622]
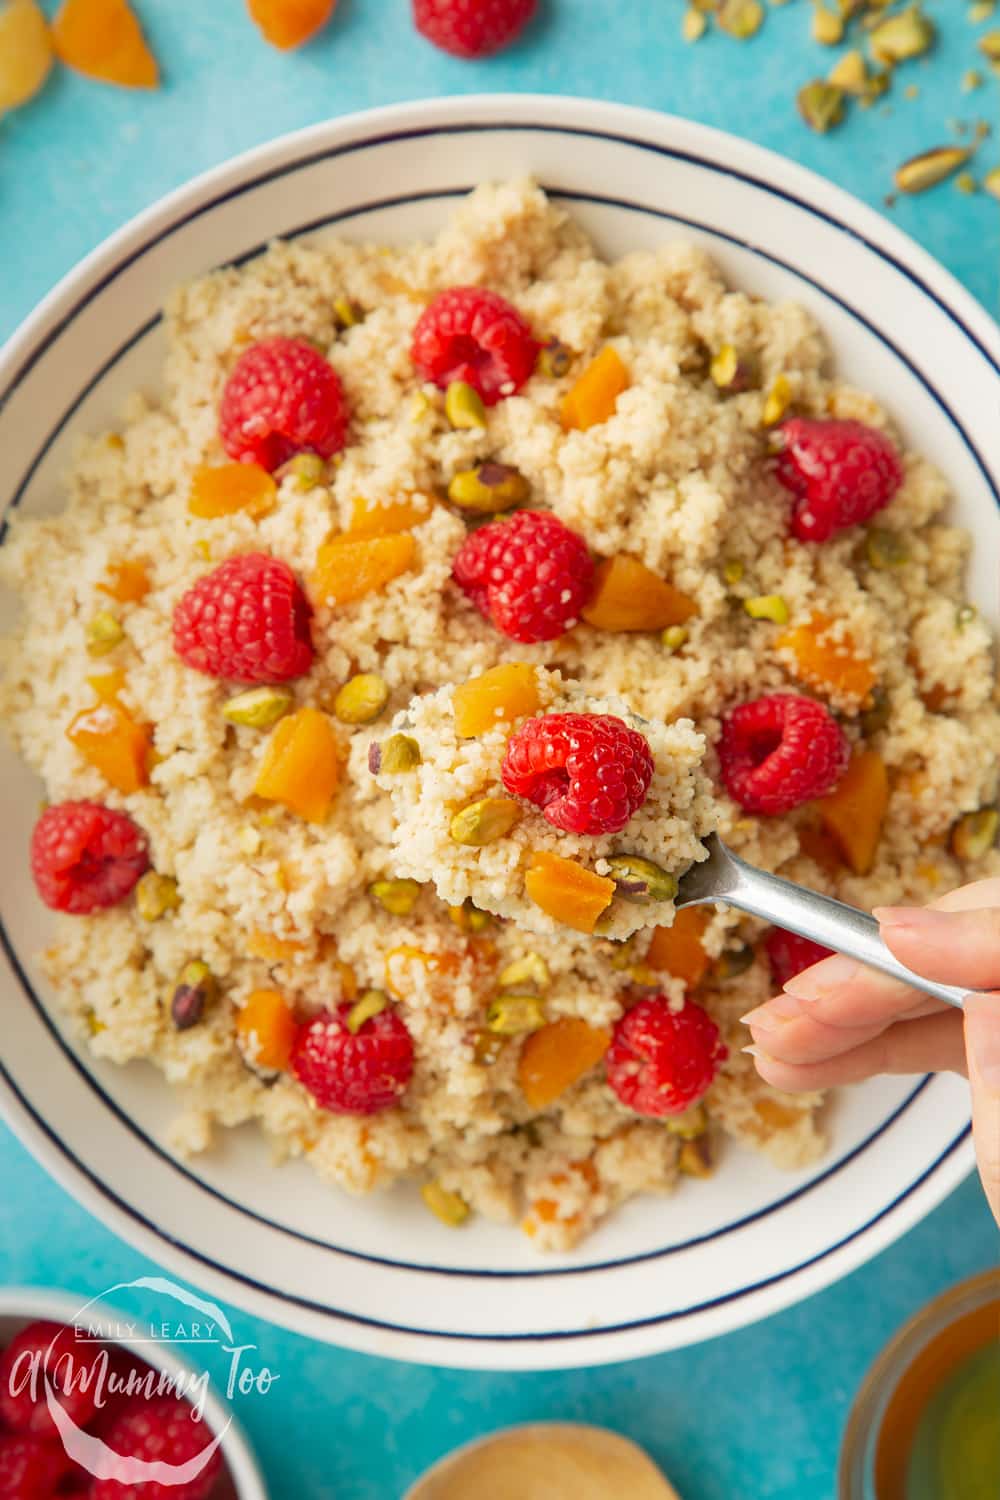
[0, 93, 994, 1368]
[0, 1285, 269, 1499]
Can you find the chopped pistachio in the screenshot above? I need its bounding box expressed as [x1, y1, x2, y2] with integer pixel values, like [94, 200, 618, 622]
[797, 80, 846, 133]
[859, 67, 891, 106]
[813, 6, 845, 45]
[84, 1007, 106, 1037]
[486, 994, 547, 1035]
[194, 539, 212, 562]
[605, 855, 678, 904]
[410, 390, 433, 421]
[962, 68, 984, 93]
[865, 528, 910, 568]
[449, 797, 522, 846]
[895, 146, 971, 194]
[497, 952, 551, 991]
[903, 83, 920, 101]
[979, 30, 1000, 60]
[378, 733, 422, 773]
[421, 1182, 470, 1227]
[743, 594, 790, 624]
[762, 374, 793, 426]
[714, 943, 756, 980]
[444, 380, 487, 430]
[279, 452, 326, 490]
[86, 611, 125, 657]
[860, 685, 891, 737]
[346, 989, 390, 1033]
[170, 961, 217, 1030]
[369, 878, 422, 916]
[969, 1, 996, 22]
[723, 559, 745, 585]
[679, 1137, 714, 1178]
[870, 6, 935, 65]
[448, 462, 530, 514]
[448, 899, 494, 933]
[955, 171, 979, 194]
[662, 625, 689, 652]
[223, 686, 293, 729]
[333, 673, 389, 726]
[950, 808, 999, 861]
[717, 0, 765, 38]
[984, 166, 1000, 198]
[536, 339, 573, 377]
[665, 1104, 708, 1140]
[682, 6, 708, 40]
[828, 49, 869, 93]
[333, 296, 363, 329]
[135, 871, 180, 922]
[710, 344, 759, 392]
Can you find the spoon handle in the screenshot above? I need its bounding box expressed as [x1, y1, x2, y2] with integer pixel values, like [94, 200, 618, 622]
[692, 846, 970, 1010]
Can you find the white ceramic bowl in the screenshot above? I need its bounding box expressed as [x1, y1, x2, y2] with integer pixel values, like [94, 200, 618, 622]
[0, 1288, 266, 1498]
[1, 96, 997, 1371]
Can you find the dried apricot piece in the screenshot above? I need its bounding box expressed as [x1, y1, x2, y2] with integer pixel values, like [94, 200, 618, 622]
[817, 749, 889, 875]
[518, 1017, 612, 1109]
[560, 347, 630, 431]
[66, 700, 152, 794]
[349, 493, 433, 537]
[247, 930, 306, 962]
[52, 0, 159, 88]
[309, 532, 416, 606]
[253, 707, 342, 823]
[98, 560, 150, 604]
[524, 851, 615, 935]
[582, 555, 697, 632]
[188, 463, 277, 520]
[0, 0, 53, 116]
[776, 612, 877, 709]
[236, 989, 298, 1070]
[453, 663, 540, 737]
[645, 908, 711, 988]
[247, 0, 336, 50]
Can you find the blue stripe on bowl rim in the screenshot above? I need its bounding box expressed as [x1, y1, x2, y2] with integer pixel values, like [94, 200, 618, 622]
[0, 117, 990, 1344]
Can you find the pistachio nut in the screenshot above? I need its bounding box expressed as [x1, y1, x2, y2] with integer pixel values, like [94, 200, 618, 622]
[486, 994, 547, 1035]
[369, 878, 422, 916]
[497, 952, 551, 992]
[346, 989, 390, 1033]
[449, 796, 522, 846]
[333, 673, 389, 726]
[421, 1182, 469, 1226]
[86, 611, 125, 657]
[170, 961, 217, 1030]
[223, 686, 293, 729]
[376, 733, 422, 773]
[444, 380, 487, 430]
[605, 855, 678, 904]
[447, 462, 530, 514]
[743, 594, 789, 624]
[797, 80, 845, 133]
[135, 871, 179, 922]
[950, 808, 999, 862]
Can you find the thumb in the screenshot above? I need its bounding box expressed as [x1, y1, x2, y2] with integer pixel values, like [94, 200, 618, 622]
[963, 992, 1000, 1230]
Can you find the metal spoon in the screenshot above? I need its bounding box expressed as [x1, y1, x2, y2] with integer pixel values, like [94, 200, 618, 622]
[677, 833, 970, 1010]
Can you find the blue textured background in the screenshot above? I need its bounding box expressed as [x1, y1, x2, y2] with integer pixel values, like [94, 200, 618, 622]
[1, 3, 998, 1496]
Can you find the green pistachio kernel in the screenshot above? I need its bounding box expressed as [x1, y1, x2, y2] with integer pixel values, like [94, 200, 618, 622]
[135, 871, 180, 922]
[333, 673, 390, 726]
[865, 528, 910, 569]
[223, 686, 294, 729]
[86, 611, 125, 657]
[716, 0, 764, 38]
[682, 6, 707, 41]
[797, 80, 846, 133]
[661, 625, 689, 652]
[369, 878, 422, 916]
[449, 797, 522, 846]
[870, 5, 935, 65]
[723, 559, 745, 586]
[486, 994, 547, 1035]
[536, 339, 573, 378]
[497, 953, 551, 992]
[333, 297, 363, 329]
[710, 344, 759, 393]
[950, 808, 999, 861]
[377, 733, 422, 773]
[444, 380, 487, 430]
[743, 594, 790, 624]
[762, 374, 793, 426]
[605, 855, 679, 905]
[346, 989, 390, 1033]
[282, 453, 326, 490]
[170, 961, 217, 1030]
[664, 1103, 708, 1140]
[448, 462, 530, 514]
[421, 1182, 470, 1226]
[813, 5, 844, 44]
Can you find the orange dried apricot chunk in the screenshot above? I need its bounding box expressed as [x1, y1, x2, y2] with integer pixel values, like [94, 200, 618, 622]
[188, 463, 277, 520]
[582, 554, 697, 633]
[560, 347, 629, 431]
[52, 0, 159, 88]
[518, 1018, 612, 1109]
[247, 930, 306, 962]
[524, 852, 615, 935]
[236, 989, 298, 1071]
[253, 707, 342, 823]
[817, 749, 889, 876]
[66, 700, 152, 793]
[309, 532, 416, 606]
[247, 0, 336, 49]
[0, 0, 53, 117]
[349, 493, 434, 537]
[453, 663, 540, 738]
[98, 560, 150, 604]
[646, 908, 711, 988]
[776, 612, 877, 709]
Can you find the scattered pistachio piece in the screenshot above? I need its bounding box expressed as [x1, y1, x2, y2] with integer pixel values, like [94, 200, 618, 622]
[723, 559, 745, 585]
[473, 1028, 507, 1066]
[369, 878, 422, 916]
[449, 797, 522, 846]
[682, 6, 707, 41]
[378, 733, 422, 773]
[962, 68, 984, 92]
[984, 166, 1000, 198]
[445, 380, 487, 430]
[86, 611, 125, 657]
[813, 5, 845, 45]
[135, 871, 180, 922]
[279, 452, 326, 490]
[665, 1104, 708, 1140]
[223, 686, 293, 729]
[333, 296, 363, 329]
[448, 462, 530, 514]
[762, 374, 793, 426]
[486, 994, 547, 1035]
[717, 0, 765, 38]
[950, 808, 999, 861]
[865, 528, 910, 568]
[710, 344, 759, 393]
[714, 943, 756, 980]
[333, 673, 389, 726]
[421, 1182, 470, 1227]
[497, 952, 551, 991]
[536, 339, 573, 377]
[955, 171, 979, 194]
[410, 390, 433, 421]
[662, 625, 689, 652]
[448, 899, 494, 934]
[969, 1, 996, 22]
[797, 79, 846, 133]
[870, 6, 935, 65]
[84, 1007, 106, 1037]
[346, 989, 390, 1033]
[170, 961, 217, 1030]
[679, 1137, 714, 1178]
[895, 146, 971, 194]
[979, 30, 1000, 60]
[605, 855, 678, 904]
[743, 594, 790, 624]
[828, 49, 869, 93]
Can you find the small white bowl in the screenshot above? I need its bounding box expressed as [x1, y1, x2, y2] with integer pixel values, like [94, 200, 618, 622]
[1, 95, 998, 1370]
[0, 1288, 267, 1500]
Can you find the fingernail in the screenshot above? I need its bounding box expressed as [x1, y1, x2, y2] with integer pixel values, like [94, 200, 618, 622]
[965, 993, 1000, 1090]
[742, 1044, 764, 1058]
[873, 906, 954, 933]
[783, 954, 861, 1001]
[739, 998, 797, 1031]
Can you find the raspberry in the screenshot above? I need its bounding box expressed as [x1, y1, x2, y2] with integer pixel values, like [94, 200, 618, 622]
[291, 1003, 414, 1114]
[718, 694, 849, 816]
[605, 996, 728, 1117]
[410, 287, 537, 404]
[0, 1321, 102, 1437]
[90, 1396, 222, 1500]
[502, 713, 654, 835]
[452, 511, 594, 642]
[765, 928, 833, 989]
[30, 804, 149, 916]
[172, 553, 313, 683]
[0, 1435, 73, 1499]
[775, 417, 903, 543]
[219, 336, 348, 472]
[412, 0, 537, 58]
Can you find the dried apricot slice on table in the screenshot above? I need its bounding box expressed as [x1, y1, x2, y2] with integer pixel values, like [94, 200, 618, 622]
[52, 0, 159, 88]
[247, 0, 337, 50]
[0, 0, 53, 117]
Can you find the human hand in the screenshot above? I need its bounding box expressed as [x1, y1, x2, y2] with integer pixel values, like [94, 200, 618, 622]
[740, 879, 1000, 1227]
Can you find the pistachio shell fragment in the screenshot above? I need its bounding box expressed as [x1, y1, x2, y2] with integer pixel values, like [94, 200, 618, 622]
[870, 6, 935, 65]
[377, 733, 422, 773]
[486, 994, 547, 1035]
[497, 952, 551, 991]
[86, 611, 125, 657]
[445, 380, 487, 430]
[346, 989, 390, 1033]
[950, 808, 999, 861]
[223, 686, 293, 729]
[865, 528, 910, 568]
[604, 855, 678, 904]
[135, 871, 179, 922]
[448, 463, 530, 514]
[797, 80, 846, 133]
[743, 594, 789, 624]
[333, 673, 389, 725]
[421, 1182, 470, 1226]
[717, 0, 765, 38]
[895, 146, 971, 194]
[369, 878, 422, 916]
[449, 796, 522, 846]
